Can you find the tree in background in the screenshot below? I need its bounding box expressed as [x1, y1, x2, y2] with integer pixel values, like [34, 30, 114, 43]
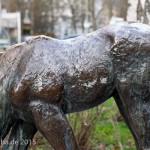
[31, 0, 50, 34]
[88, 0, 103, 30]
[99, 0, 128, 25]
[1, 0, 133, 37]
[68, 0, 79, 33]
[31, 0, 67, 35]
[137, 0, 150, 24]
[111, 0, 128, 20]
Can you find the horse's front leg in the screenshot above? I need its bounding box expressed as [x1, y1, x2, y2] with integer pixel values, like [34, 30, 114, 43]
[29, 100, 79, 150]
[2, 120, 37, 150]
[113, 91, 141, 149]
[113, 89, 150, 150]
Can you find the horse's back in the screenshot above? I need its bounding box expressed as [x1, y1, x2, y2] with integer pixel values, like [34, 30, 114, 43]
[1, 22, 150, 114]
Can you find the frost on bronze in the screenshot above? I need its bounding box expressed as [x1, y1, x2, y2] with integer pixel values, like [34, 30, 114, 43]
[0, 22, 149, 150]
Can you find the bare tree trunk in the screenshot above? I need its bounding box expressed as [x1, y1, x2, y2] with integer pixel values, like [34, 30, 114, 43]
[70, 0, 77, 33]
[100, 0, 113, 25]
[89, 0, 97, 30]
[107, 0, 113, 19]
[49, 0, 55, 33]
[119, 0, 128, 20]
[81, 0, 85, 33]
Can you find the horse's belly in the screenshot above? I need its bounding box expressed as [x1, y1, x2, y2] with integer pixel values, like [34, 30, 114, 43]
[63, 68, 114, 113]
[63, 84, 111, 113]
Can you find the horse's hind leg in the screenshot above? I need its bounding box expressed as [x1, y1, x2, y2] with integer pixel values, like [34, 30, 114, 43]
[30, 101, 79, 150]
[2, 120, 37, 150]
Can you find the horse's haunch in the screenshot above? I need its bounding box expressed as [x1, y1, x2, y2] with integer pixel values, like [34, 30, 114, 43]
[0, 22, 149, 150]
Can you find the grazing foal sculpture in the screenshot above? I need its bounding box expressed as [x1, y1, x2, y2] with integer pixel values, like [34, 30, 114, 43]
[0, 22, 149, 150]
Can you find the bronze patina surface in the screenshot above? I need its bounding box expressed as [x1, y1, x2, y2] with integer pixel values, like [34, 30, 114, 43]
[0, 22, 149, 150]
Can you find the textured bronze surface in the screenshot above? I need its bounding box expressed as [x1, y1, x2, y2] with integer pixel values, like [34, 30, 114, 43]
[0, 22, 149, 150]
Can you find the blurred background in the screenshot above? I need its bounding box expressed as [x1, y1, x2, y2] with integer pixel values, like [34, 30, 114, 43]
[0, 0, 150, 150]
[0, 0, 149, 47]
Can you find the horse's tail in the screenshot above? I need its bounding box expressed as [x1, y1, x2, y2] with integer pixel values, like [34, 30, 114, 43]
[0, 115, 13, 141]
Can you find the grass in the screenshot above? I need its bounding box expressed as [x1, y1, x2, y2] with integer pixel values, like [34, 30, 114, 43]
[88, 98, 135, 150]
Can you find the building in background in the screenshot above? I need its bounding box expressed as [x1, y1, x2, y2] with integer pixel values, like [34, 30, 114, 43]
[0, 0, 21, 46]
[1, 10, 21, 44]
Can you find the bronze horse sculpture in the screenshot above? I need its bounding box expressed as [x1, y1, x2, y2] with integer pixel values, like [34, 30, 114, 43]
[0, 22, 149, 150]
